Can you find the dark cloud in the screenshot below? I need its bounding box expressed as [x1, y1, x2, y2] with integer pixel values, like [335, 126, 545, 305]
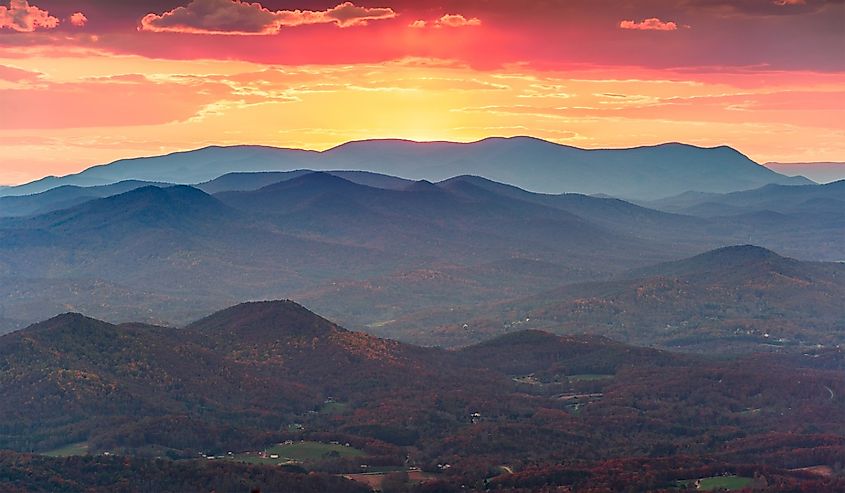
[139, 0, 397, 34]
[0, 0, 59, 32]
[686, 0, 844, 16]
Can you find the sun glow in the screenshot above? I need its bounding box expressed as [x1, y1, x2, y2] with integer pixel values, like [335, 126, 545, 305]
[0, 1, 842, 183]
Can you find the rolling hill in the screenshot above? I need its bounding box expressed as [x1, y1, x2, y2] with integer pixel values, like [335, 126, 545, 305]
[0, 452, 370, 493]
[0, 301, 843, 492]
[196, 170, 412, 194]
[375, 246, 845, 351]
[0, 301, 457, 453]
[0, 184, 404, 330]
[0, 180, 170, 218]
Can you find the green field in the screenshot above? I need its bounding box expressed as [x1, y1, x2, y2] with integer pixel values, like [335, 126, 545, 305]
[678, 475, 753, 491]
[42, 442, 89, 457]
[568, 374, 614, 381]
[697, 476, 753, 491]
[233, 441, 364, 465]
[319, 401, 349, 414]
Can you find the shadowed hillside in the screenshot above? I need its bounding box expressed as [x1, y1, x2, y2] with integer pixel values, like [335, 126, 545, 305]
[375, 246, 845, 351]
[0, 302, 842, 492]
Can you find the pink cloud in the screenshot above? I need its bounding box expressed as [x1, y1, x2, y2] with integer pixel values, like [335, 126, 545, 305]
[619, 18, 679, 31]
[409, 13, 482, 29]
[311, 2, 396, 27]
[69, 12, 87, 27]
[0, 76, 238, 130]
[436, 14, 482, 28]
[0, 64, 41, 82]
[774, 0, 806, 4]
[140, 0, 397, 35]
[0, 0, 59, 32]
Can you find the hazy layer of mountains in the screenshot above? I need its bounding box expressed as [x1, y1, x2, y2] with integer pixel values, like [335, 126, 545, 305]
[766, 161, 845, 184]
[0, 137, 810, 200]
[0, 136, 842, 350]
[645, 180, 845, 216]
[0, 169, 842, 347]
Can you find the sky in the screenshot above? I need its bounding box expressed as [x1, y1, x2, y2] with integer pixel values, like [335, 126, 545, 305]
[0, 0, 843, 185]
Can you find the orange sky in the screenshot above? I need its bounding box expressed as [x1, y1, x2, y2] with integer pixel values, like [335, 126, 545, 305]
[0, 0, 843, 184]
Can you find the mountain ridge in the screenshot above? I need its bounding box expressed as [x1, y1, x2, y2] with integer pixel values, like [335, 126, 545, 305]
[370, 245, 845, 350]
[0, 137, 811, 200]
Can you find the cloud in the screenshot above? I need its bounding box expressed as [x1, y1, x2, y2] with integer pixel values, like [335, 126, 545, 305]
[619, 18, 679, 31]
[686, 0, 840, 16]
[312, 2, 396, 27]
[0, 74, 241, 129]
[69, 12, 87, 27]
[436, 14, 482, 27]
[140, 0, 397, 35]
[0, 64, 41, 82]
[409, 13, 482, 29]
[0, 0, 59, 32]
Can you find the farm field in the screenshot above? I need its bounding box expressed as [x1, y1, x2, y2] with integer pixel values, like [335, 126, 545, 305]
[232, 441, 364, 465]
[42, 442, 89, 457]
[678, 475, 754, 491]
[344, 470, 440, 490]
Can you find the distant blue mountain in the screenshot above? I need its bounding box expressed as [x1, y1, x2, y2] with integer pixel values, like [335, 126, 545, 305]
[0, 137, 811, 200]
[0, 180, 169, 217]
[196, 170, 413, 194]
[647, 180, 845, 216]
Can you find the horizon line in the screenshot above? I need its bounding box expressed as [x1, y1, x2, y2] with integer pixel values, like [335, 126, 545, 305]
[1, 135, 759, 187]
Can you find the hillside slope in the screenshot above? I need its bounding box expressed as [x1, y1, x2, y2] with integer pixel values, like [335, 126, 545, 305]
[376, 246, 845, 350]
[0, 302, 843, 492]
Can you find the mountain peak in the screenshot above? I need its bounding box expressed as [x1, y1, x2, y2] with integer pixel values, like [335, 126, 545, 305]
[261, 171, 359, 192]
[186, 300, 342, 342]
[16, 312, 118, 339]
[404, 179, 442, 193]
[681, 245, 786, 270]
[32, 184, 229, 231]
[629, 245, 794, 280]
[37, 312, 95, 326]
[702, 244, 781, 261]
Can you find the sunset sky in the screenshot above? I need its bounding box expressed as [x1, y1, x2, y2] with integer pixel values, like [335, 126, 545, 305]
[0, 0, 843, 184]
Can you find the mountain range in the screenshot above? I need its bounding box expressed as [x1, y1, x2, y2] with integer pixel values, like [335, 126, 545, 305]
[646, 179, 845, 216]
[0, 174, 681, 333]
[0, 137, 811, 200]
[0, 169, 842, 337]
